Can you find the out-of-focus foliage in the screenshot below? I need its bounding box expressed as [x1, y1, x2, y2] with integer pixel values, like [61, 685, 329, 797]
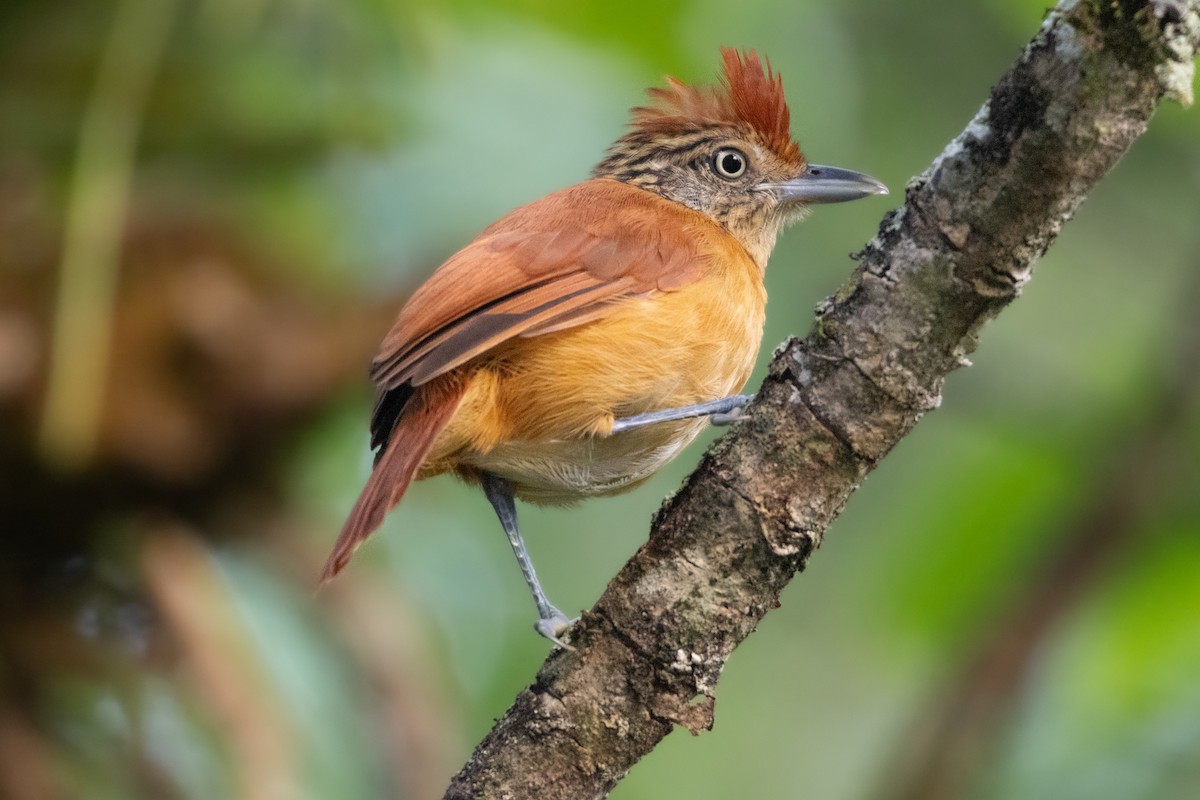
[0, 0, 1197, 798]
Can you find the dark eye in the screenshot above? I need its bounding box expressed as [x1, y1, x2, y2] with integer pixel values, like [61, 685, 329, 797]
[712, 148, 747, 179]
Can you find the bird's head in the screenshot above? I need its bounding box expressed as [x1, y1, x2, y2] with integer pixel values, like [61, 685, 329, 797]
[593, 48, 887, 266]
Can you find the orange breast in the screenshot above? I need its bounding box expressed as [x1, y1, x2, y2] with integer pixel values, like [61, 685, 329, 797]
[422, 232, 767, 504]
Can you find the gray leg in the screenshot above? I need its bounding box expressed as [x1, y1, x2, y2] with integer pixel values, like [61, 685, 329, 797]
[610, 394, 754, 434]
[481, 472, 575, 649]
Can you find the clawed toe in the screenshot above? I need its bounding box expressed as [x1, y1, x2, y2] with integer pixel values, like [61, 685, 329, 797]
[710, 406, 750, 426]
[710, 395, 754, 426]
[535, 612, 578, 651]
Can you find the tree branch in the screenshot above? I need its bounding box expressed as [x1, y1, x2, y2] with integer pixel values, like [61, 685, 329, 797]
[444, 2, 1200, 798]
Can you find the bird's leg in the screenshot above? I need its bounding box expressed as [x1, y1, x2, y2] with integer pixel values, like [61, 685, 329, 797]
[481, 472, 576, 650]
[610, 394, 754, 434]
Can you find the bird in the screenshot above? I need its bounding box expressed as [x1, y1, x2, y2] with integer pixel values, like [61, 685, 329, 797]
[320, 48, 887, 647]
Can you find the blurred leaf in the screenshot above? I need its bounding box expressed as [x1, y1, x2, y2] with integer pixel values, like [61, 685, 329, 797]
[986, 525, 1200, 800]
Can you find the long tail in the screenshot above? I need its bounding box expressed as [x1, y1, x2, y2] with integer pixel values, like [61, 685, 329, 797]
[319, 378, 466, 582]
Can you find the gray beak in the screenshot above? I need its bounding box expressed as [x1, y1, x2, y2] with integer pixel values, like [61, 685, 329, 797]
[769, 164, 889, 204]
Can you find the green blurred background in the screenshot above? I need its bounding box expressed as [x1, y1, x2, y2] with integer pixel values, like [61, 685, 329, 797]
[1, 0, 1198, 798]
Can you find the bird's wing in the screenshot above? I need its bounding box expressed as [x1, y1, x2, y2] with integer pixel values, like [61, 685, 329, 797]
[370, 179, 712, 392]
[327, 180, 720, 579]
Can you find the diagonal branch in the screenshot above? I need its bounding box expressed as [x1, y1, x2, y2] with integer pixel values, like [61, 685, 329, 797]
[444, 2, 1200, 798]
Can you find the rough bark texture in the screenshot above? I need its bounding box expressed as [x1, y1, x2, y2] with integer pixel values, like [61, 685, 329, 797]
[444, 2, 1200, 798]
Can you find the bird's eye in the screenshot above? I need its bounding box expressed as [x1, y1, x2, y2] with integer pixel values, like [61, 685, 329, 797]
[712, 148, 747, 179]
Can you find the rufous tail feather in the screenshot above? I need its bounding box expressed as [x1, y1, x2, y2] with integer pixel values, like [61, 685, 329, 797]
[319, 378, 465, 582]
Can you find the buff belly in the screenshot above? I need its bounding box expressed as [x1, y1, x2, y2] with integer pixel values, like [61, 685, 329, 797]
[421, 261, 766, 504]
[464, 417, 710, 503]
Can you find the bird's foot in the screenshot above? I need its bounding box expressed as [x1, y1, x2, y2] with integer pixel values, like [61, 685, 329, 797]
[535, 609, 578, 651]
[611, 394, 756, 434]
[710, 394, 754, 426]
